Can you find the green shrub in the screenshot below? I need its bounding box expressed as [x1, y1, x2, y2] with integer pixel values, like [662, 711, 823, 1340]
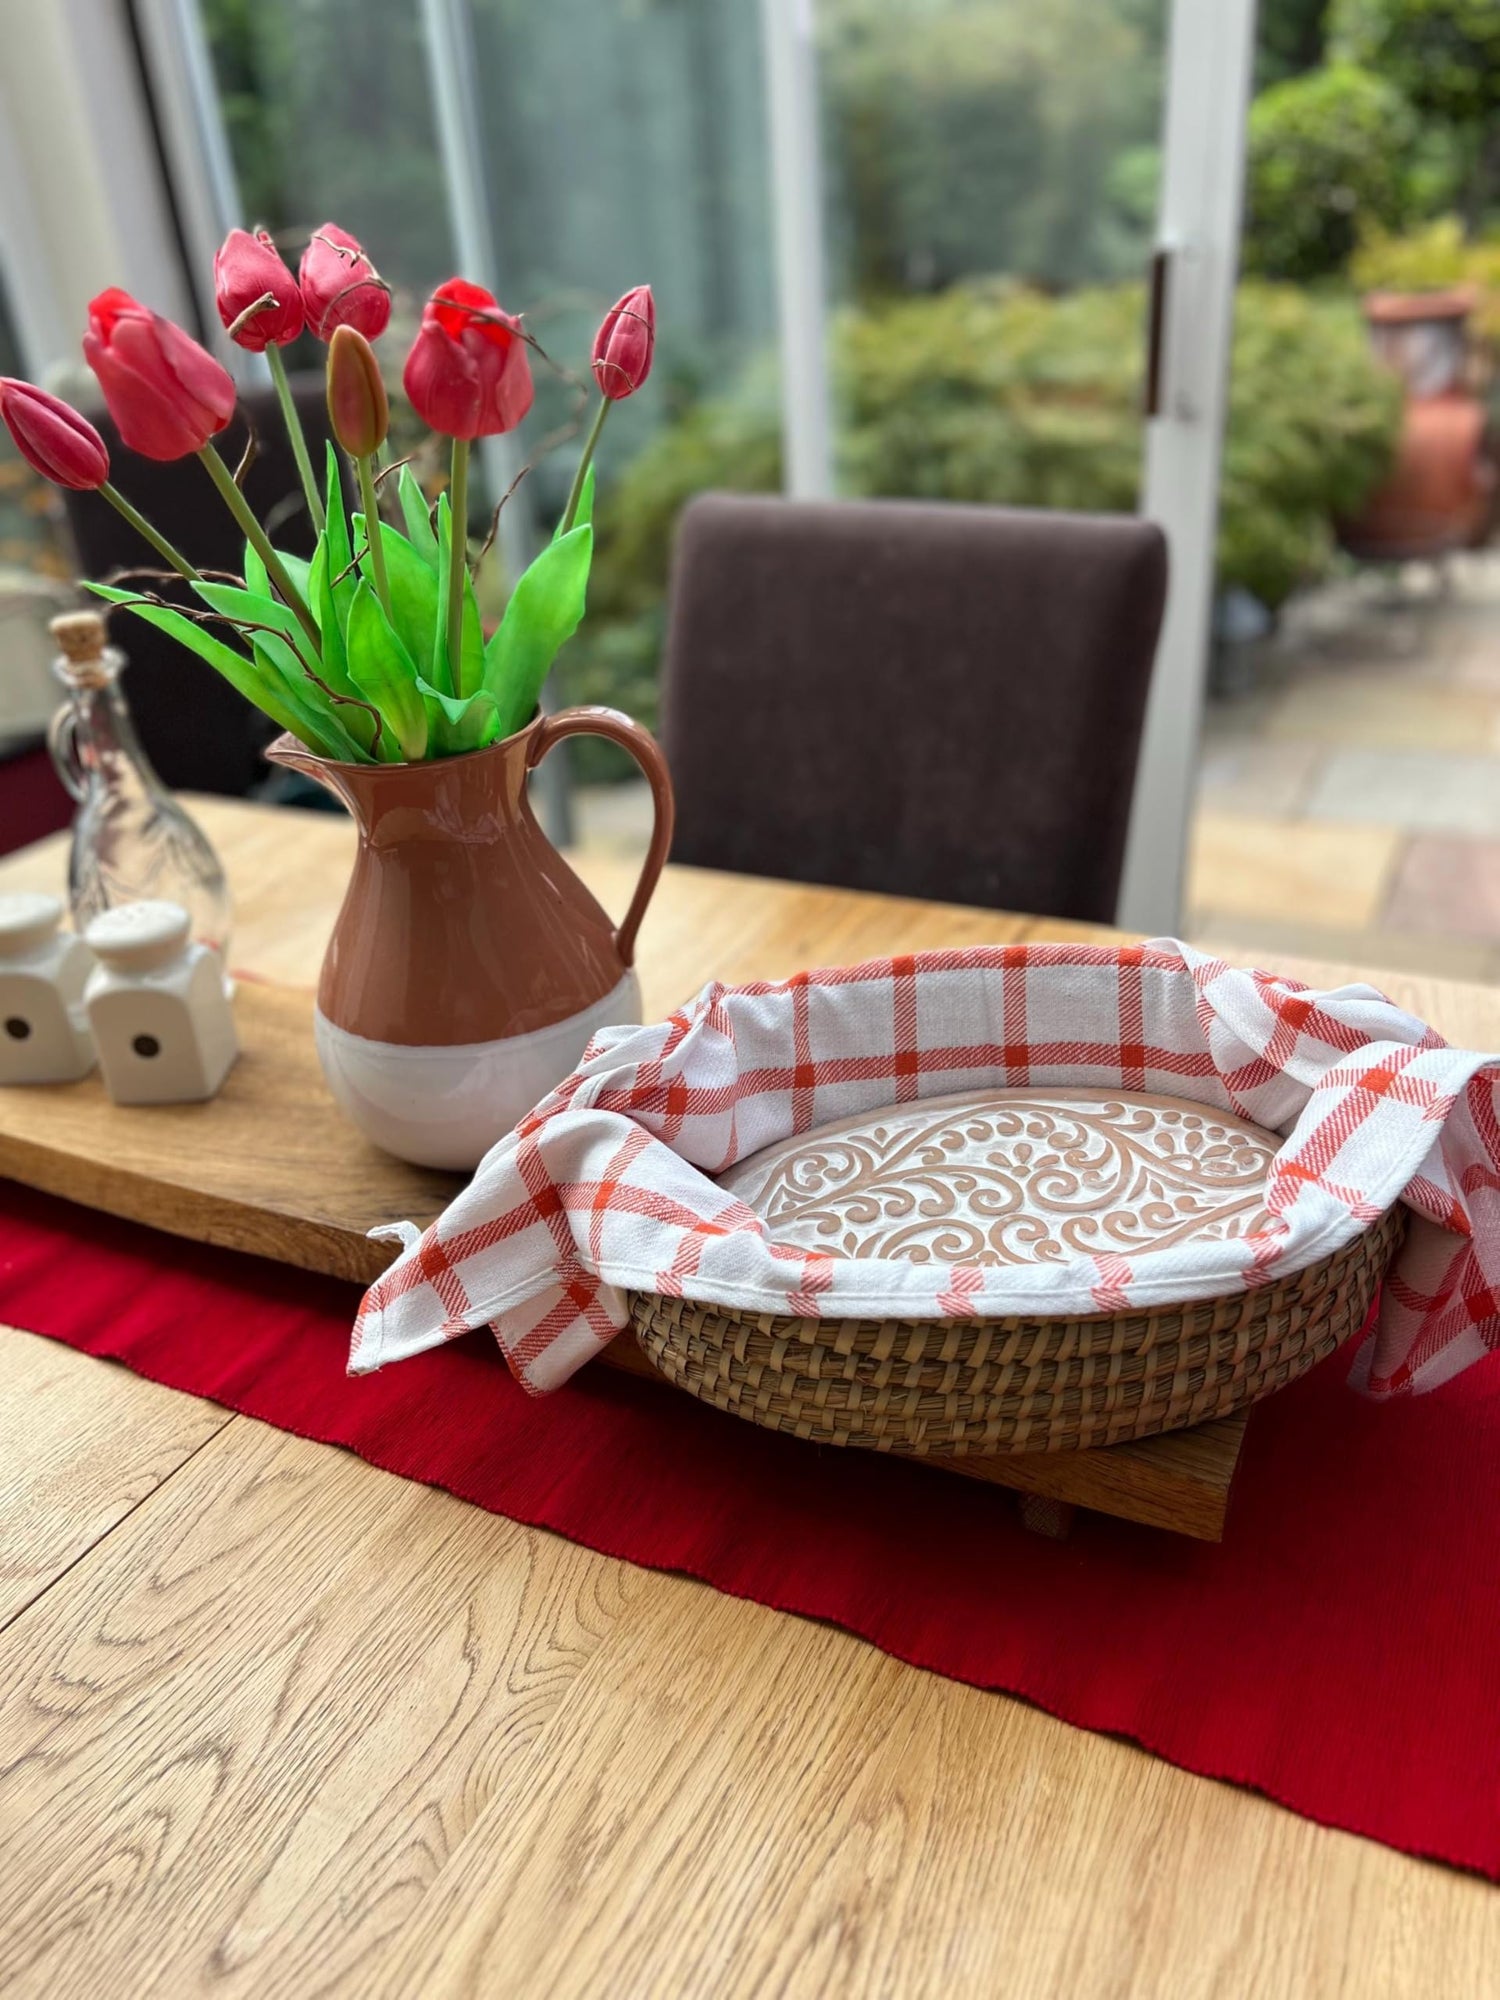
[562, 281, 1401, 759]
[1219, 284, 1403, 602]
[1244, 63, 1420, 281]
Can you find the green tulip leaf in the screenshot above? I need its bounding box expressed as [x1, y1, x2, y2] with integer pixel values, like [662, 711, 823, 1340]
[191, 580, 316, 701]
[346, 577, 429, 762]
[353, 515, 440, 675]
[243, 540, 270, 602]
[398, 464, 440, 568]
[241, 540, 314, 621]
[484, 521, 593, 736]
[306, 545, 377, 757]
[86, 581, 358, 761]
[307, 545, 344, 670]
[322, 444, 354, 592]
[191, 579, 372, 760]
[416, 679, 501, 757]
[432, 492, 485, 700]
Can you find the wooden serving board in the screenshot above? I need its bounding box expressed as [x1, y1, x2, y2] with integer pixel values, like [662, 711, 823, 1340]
[0, 979, 1246, 1539]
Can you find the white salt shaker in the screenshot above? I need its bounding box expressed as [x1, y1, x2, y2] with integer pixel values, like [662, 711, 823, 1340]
[0, 892, 95, 1084]
[83, 900, 237, 1105]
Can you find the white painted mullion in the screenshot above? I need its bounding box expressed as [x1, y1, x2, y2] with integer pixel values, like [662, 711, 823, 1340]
[759, 0, 834, 499]
[1115, 0, 1258, 934]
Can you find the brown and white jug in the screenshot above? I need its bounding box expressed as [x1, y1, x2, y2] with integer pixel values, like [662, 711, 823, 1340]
[266, 706, 673, 1170]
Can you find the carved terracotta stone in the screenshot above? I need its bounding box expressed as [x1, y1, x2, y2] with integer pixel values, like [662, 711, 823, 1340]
[719, 1087, 1279, 1268]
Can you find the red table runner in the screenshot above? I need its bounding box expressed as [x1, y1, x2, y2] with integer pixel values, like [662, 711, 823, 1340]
[3, 1182, 1498, 1879]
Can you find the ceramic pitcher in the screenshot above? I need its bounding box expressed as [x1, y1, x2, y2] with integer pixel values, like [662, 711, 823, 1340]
[266, 706, 674, 1170]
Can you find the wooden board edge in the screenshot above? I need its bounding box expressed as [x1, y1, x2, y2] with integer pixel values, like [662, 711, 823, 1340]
[0, 1131, 396, 1290]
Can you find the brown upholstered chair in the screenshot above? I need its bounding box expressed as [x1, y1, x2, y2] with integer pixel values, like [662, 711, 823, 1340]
[659, 493, 1168, 924]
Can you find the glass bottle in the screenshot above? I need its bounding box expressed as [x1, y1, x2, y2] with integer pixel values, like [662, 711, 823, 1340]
[46, 611, 232, 962]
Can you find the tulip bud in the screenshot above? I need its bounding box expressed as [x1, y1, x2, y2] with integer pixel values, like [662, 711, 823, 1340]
[300, 224, 391, 342]
[591, 285, 655, 401]
[214, 227, 304, 350]
[0, 379, 109, 490]
[82, 289, 236, 461]
[326, 326, 389, 458]
[403, 279, 534, 440]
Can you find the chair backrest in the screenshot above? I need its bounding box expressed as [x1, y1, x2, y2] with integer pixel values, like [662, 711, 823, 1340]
[660, 493, 1168, 924]
[61, 376, 334, 796]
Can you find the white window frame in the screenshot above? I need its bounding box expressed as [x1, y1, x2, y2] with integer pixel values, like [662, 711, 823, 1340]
[1118, 0, 1258, 933]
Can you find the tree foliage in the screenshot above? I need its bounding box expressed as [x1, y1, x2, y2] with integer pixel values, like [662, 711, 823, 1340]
[1244, 64, 1420, 281]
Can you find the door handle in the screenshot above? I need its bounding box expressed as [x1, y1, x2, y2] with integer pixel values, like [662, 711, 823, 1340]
[1144, 246, 1170, 419]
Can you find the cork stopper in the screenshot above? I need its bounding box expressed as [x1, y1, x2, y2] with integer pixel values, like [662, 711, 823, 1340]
[50, 610, 109, 663]
[51, 608, 122, 691]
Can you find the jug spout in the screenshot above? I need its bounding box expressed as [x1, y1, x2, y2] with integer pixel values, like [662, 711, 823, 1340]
[264, 730, 355, 809]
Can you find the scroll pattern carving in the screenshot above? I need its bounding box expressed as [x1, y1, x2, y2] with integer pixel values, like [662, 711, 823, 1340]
[721, 1089, 1277, 1267]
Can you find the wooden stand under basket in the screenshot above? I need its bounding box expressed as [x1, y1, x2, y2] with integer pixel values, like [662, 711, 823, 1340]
[0, 981, 1266, 1540]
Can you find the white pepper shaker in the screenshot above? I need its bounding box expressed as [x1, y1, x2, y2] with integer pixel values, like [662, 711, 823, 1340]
[0, 892, 94, 1084]
[83, 900, 237, 1105]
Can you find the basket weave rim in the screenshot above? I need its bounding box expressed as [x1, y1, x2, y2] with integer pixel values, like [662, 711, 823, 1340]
[628, 1205, 1405, 1457]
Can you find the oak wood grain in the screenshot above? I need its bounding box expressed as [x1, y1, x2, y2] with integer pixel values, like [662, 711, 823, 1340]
[366, 1560, 1500, 2000]
[2, 795, 1498, 1997]
[0, 1414, 645, 1999]
[0, 1327, 229, 1629]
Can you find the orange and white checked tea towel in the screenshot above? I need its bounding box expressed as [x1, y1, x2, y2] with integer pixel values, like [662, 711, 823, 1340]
[351, 942, 1500, 1400]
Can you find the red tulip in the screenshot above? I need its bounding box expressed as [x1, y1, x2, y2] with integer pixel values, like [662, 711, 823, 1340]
[326, 325, 388, 457]
[0, 379, 109, 490]
[299, 224, 391, 342]
[214, 227, 304, 350]
[82, 289, 235, 461]
[591, 285, 655, 400]
[403, 279, 534, 440]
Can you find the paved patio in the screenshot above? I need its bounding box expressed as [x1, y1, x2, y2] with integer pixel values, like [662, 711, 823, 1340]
[1188, 553, 1500, 983]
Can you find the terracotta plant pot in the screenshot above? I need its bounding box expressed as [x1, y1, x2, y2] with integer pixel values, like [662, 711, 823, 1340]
[266, 706, 674, 1170]
[1340, 288, 1497, 562]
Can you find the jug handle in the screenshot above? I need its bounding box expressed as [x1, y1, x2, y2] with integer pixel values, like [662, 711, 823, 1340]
[527, 706, 676, 969]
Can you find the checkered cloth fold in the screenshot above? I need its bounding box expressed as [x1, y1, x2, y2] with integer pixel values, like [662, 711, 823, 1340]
[350, 942, 1500, 1400]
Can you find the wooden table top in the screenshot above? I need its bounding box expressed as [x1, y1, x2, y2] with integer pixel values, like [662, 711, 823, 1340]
[0, 795, 1495, 1997]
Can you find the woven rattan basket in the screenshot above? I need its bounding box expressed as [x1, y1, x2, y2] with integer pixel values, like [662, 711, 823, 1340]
[629, 1204, 1406, 1458]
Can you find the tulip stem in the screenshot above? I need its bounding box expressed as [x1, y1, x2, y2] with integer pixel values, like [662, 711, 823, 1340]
[266, 343, 326, 532]
[560, 396, 610, 536]
[445, 437, 470, 697]
[198, 442, 322, 655]
[98, 482, 201, 583]
[356, 452, 393, 620]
